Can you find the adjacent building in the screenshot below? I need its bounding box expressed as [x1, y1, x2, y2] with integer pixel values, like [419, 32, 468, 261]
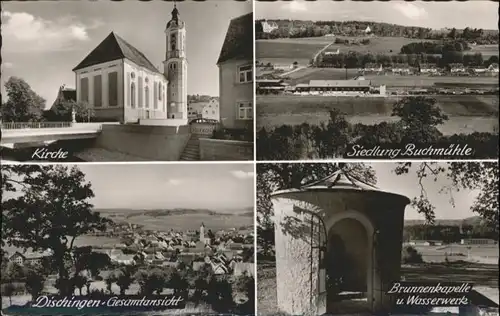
[217, 12, 253, 131]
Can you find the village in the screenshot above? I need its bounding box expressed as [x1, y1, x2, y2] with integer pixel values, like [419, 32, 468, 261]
[7, 221, 255, 277]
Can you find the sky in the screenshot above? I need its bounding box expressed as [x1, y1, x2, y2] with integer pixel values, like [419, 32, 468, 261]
[257, 1, 498, 30]
[1, 0, 252, 109]
[77, 163, 255, 210]
[368, 162, 480, 221]
[3, 163, 255, 210]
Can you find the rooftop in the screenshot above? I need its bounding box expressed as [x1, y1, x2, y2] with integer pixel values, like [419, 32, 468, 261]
[299, 80, 372, 88]
[217, 12, 253, 64]
[72, 32, 160, 73]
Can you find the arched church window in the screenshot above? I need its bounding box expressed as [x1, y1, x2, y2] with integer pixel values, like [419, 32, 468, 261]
[145, 86, 149, 108]
[159, 83, 162, 101]
[131, 83, 136, 108]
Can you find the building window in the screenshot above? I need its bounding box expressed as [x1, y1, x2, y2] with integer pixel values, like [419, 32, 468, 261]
[131, 82, 136, 108]
[138, 76, 143, 108]
[93, 75, 102, 107]
[159, 83, 162, 101]
[108, 72, 118, 106]
[237, 101, 252, 120]
[171, 34, 176, 50]
[80, 77, 89, 102]
[145, 86, 150, 109]
[131, 72, 135, 79]
[238, 65, 252, 83]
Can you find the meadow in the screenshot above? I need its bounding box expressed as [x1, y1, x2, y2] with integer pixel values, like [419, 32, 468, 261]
[256, 95, 499, 135]
[256, 38, 331, 65]
[469, 44, 499, 57]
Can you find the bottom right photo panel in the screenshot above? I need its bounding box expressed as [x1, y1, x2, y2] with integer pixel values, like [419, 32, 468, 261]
[256, 162, 498, 316]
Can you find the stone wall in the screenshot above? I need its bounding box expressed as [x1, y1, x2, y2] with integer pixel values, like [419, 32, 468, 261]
[92, 124, 190, 160]
[199, 138, 253, 161]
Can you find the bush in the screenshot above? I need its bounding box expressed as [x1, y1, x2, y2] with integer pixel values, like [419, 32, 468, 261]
[402, 246, 424, 264]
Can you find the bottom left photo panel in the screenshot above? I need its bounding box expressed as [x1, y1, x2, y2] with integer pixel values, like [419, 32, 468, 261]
[1, 163, 256, 316]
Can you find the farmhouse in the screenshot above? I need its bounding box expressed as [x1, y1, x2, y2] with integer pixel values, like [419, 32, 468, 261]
[450, 63, 466, 73]
[324, 49, 340, 56]
[9, 250, 53, 266]
[419, 63, 439, 74]
[293, 79, 372, 95]
[487, 63, 499, 73]
[461, 238, 496, 245]
[261, 20, 278, 33]
[391, 63, 412, 74]
[363, 63, 383, 72]
[256, 79, 289, 94]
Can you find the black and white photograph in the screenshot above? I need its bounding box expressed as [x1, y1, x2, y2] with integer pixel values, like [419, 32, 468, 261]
[255, 1, 499, 160]
[0, 0, 253, 162]
[256, 162, 499, 315]
[1, 163, 255, 315]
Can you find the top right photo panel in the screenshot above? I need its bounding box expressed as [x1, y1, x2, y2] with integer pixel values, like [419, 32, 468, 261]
[255, 0, 499, 160]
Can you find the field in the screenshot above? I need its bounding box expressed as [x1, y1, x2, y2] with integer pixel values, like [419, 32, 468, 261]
[256, 95, 499, 135]
[412, 244, 499, 264]
[469, 44, 499, 57]
[256, 38, 331, 65]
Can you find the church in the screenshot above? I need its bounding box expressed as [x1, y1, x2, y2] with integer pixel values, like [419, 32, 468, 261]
[72, 3, 188, 125]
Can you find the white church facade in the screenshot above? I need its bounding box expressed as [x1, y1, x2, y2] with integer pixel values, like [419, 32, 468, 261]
[72, 4, 187, 125]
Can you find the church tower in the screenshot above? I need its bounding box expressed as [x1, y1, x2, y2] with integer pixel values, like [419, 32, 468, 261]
[163, 2, 188, 123]
[200, 222, 205, 241]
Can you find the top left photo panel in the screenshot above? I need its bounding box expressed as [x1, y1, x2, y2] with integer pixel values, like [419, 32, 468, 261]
[1, 0, 254, 162]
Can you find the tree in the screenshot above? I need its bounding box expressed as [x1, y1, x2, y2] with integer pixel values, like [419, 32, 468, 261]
[392, 96, 448, 143]
[3, 283, 16, 306]
[1, 165, 112, 295]
[25, 268, 45, 299]
[1, 77, 45, 122]
[135, 268, 166, 295]
[115, 267, 135, 295]
[49, 100, 95, 122]
[394, 162, 498, 232]
[206, 276, 234, 313]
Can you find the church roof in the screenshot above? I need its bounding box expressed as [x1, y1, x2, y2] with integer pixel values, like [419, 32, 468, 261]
[217, 12, 253, 64]
[72, 32, 160, 73]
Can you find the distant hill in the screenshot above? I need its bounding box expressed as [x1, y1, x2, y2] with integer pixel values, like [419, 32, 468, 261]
[404, 216, 483, 227]
[95, 208, 253, 219]
[93, 208, 254, 231]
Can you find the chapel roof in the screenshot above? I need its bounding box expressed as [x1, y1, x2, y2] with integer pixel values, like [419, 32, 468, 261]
[217, 12, 253, 64]
[72, 32, 160, 74]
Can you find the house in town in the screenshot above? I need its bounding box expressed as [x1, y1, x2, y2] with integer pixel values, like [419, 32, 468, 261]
[50, 85, 77, 110]
[217, 12, 253, 131]
[201, 98, 220, 121]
